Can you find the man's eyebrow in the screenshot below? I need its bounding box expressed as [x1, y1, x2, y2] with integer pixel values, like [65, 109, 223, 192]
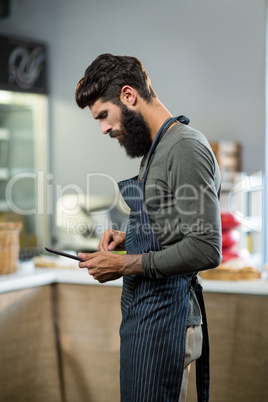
[94, 110, 107, 120]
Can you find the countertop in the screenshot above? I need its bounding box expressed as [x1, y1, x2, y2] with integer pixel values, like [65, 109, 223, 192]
[1, 264, 268, 295]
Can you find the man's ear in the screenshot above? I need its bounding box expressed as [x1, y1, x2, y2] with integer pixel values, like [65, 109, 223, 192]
[120, 85, 137, 106]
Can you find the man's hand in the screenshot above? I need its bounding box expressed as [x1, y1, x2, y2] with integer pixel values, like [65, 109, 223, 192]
[78, 251, 144, 283]
[97, 229, 126, 252]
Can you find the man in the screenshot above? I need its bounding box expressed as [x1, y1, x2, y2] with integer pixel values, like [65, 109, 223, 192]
[75, 54, 222, 402]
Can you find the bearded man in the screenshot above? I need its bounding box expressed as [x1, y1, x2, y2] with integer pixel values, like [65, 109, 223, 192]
[75, 53, 222, 402]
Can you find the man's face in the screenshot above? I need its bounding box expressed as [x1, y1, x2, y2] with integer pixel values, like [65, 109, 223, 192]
[90, 100, 152, 158]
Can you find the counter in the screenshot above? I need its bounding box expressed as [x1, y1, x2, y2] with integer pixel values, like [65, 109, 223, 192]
[1, 265, 268, 402]
[0, 265, 268, 295]
[0, 266, 122, 294]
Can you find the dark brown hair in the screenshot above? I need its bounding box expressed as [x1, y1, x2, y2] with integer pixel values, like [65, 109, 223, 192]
[75, 53, 156, 108]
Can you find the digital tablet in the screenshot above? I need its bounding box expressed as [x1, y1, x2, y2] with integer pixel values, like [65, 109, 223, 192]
[45, 247, 84, 262]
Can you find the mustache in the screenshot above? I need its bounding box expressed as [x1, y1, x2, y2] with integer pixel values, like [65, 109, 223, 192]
[109, 129, 123, 139]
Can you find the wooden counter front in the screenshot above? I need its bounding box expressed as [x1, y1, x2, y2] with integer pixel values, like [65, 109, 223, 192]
[0, 270, 268, 401]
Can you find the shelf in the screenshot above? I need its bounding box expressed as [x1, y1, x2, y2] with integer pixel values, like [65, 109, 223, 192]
[0, 128, 10, 140]
[0, 200, 8, 211]
[12, 129, 33, 141]
[0, 168, 9, 180]
[0, 168, 36, 179]
[10, 168, 35, 175]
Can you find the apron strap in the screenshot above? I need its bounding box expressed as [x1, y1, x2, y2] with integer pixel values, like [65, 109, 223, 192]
[191, 276, 210, 402]
[141, 115, 189, 181]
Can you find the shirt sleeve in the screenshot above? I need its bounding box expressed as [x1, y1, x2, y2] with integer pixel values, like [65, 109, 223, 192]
[141, 138, 222, 278]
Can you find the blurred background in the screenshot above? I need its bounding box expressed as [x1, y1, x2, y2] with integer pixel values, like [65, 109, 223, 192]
[0, 0, 266, 262]
[0, 1, 267, 401]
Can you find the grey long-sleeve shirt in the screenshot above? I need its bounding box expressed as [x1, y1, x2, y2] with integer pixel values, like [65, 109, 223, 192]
[141, 122, 222, 279]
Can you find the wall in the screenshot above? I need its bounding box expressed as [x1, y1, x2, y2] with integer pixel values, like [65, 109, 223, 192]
[0, 0, 266, 201]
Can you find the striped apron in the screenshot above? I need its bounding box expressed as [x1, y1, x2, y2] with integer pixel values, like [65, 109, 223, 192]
[118, 116, 209, 402]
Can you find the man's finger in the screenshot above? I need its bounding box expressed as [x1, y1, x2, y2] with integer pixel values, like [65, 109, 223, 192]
[78, 252, 94, 260]
[98, 231, 113, 251]
[78, 252, 98, 269]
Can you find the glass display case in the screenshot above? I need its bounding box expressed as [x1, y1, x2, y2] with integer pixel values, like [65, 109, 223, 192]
[0, 34, 49, 257]
[0, 90, 49, 252]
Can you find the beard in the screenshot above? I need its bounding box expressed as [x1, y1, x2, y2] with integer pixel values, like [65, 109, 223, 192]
[109, 105, 152, 158]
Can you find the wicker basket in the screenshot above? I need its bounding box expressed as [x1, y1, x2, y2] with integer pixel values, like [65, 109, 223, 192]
[0, 222, 23, 275]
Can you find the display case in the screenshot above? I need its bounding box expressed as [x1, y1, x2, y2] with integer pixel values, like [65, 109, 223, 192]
[220, 171, 264, 269]
[0, 34, 49, 256]
[0, 90, 49, 251]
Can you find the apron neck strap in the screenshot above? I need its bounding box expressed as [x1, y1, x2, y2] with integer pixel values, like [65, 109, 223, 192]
[142, 115, 185, 180]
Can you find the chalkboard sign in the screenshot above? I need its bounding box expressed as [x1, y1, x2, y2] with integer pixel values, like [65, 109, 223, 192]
[0, 35, 48, 94]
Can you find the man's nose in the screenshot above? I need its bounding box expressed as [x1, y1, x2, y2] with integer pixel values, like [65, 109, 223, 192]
[100, 121, 113, 134]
